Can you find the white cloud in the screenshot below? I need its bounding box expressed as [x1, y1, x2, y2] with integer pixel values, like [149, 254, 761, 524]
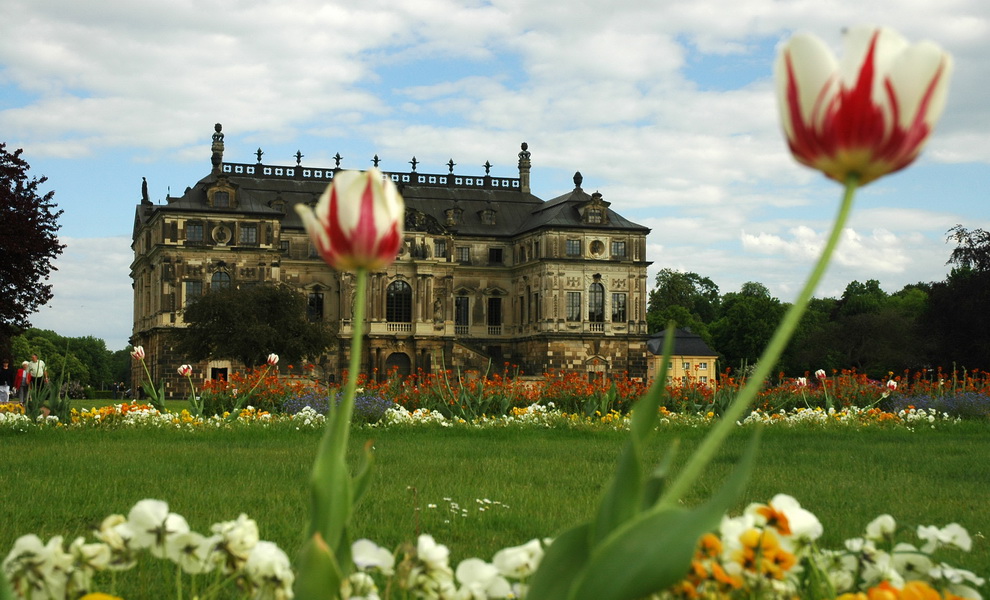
[28, 237, 133, 351]
[2, 0, 988, 343]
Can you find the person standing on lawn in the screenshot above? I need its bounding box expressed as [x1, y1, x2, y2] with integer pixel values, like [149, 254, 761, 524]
[27, 353, 48, 397]
[14, 361, 31, 404]
[0, 358, 14, 404]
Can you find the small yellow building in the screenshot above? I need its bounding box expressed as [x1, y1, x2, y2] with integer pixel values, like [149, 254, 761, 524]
[646, 328, 719, 389]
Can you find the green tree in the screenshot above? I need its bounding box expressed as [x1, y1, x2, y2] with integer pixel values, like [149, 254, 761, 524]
[0, 143, 65, 355]
[710, 282, 784, 369]
[646, 269, 719, 341]
[175, 284, 334, 367]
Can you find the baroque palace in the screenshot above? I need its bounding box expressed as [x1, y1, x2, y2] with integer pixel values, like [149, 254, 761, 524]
[131, 124, 653, 395]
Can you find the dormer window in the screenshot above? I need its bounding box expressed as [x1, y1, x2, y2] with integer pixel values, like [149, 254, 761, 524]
[445, 207, 462, 226]
[581, 192, 611, 225]
[480, 209, 496, 225]
[207, 177, 237, 209]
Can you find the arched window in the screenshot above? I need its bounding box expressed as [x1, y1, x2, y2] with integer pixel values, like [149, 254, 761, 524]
[386, 280, 412, 322]
[589, 282, 605, 322]
[211, 271, 231, 290]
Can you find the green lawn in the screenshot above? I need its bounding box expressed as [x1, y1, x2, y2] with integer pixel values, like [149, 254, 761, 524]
[2, 423, 988, 594]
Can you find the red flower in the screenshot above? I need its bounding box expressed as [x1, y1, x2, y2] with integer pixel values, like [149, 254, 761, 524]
[775, 26, 952, 185]
[295, 169, 404, 272]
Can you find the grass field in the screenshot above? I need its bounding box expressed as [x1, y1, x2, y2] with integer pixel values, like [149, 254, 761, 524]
[2, 422, 989, 595]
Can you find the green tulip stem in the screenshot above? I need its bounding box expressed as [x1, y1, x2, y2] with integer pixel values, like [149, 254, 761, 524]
[660, 174, 860, 506]
[309, 267, 367, 551]
[328, 267, 366, 462]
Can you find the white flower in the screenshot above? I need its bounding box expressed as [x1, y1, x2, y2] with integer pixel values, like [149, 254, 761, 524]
[212, 513, 260, 570]
[352, 539, 395, 575]
[167, 531, 219, 574]
[861, 550, 904, 588]
[491, 539, 544, 579]
[417, 534, 451, 572]
[343, 571, 381, 600]
[244, 540, 295, 599]
[454, 558, 512, 599]
[865, 514, 897, 542]
[890, 542, 932, 579]
[126, 499, 190, 557]
[918, 523, 972, 552]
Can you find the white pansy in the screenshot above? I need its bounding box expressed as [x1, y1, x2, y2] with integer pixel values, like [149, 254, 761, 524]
[167, 531, 219, 574]
[865, 514, 897, 542]
[491, 539, 544, 579]
[212, 513, 260, 567]
[918, 523, 972, 553]
[126, 499, 190, 557]
[417, 534, 451, 572]
[343, 571, 380, 600]
[244, 540, 295, 599]
[454, 558, 512, 600]
[352, 538, 395, 575]
[890, 542, 932, 578]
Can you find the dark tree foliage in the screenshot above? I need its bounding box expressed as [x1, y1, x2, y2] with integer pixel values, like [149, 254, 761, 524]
[175, 284, 335, 368]
[946, 225, 990, 272]
[646, 268, 720, 342]
[0, 143, 65, 353]
[709, 282, 785, 368]
[922, 226, 990, 369]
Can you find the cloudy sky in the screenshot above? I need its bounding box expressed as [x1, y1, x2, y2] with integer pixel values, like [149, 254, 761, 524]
[3, 0, 988, 351]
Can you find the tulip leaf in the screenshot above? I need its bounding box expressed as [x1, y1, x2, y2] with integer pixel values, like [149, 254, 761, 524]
[589, 326, 676, 543]
[294, 532, 342, 600]
[351, 439, 376, 507]
[641, 438, 679, 510]
[524, 523, 593, 599]
[573, 431, 761, 600]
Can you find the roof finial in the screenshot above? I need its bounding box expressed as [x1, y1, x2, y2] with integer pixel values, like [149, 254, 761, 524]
[334, 152, 343, 168]
[410, 156, 418, 172]
[573, 171, 583, 189]
[255, 148, 264, 163]
[372, 154, 380, 168]
[210, 123, 224, 174]
[484, 161, 492, 176]
[294, 150, 304, 166]
[447, 159, 456, 174]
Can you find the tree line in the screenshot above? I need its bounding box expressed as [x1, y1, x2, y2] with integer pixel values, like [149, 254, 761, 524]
[647, 225, 990, 378]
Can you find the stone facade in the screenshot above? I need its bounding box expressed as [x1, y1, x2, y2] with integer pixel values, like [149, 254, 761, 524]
[131, 125, 653, 396]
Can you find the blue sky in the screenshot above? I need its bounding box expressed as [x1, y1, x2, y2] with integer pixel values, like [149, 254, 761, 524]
[2, 0, 988, 351]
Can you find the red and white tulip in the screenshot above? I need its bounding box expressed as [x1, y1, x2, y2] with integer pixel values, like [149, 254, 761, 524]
[267, 353, 279, 367]
[131, 346, 145, 361]
[295, 169, 404, 272]
[177, 364, 193, 377]
[775, 26, 952, 185]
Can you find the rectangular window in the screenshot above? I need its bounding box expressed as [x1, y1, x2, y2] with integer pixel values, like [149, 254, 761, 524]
[611, 293, 627, 322]
[434, 239, 447, 259]
[534, 241, 540, 258]
[487, 297, 502, 326]
[213, 191, 230, 208]
[280, 240, 290, 253]
[186, 223, 204, 243]
[456, 247, 471, 263]
[566, 239, 581, 257]
[184, 280, 202, 307]
[682, 362, 691, 371]
[307, 292, 324, 322]
[611, 240, 626, 257]
[587, 208, 604, 223]
[566, 292, 582, 321]
[239, 224, 258, 244]
[699, 376, 709, 384]
[455, 297, 470, 326]
[698, 362, 708, 370]
[489, 248, 503, 265]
